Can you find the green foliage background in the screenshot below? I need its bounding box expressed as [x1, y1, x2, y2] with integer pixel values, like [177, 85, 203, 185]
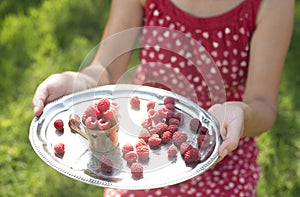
[0, 0, 299, 196]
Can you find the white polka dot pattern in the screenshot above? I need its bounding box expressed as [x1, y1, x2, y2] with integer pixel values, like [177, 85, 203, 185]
[108, 0, 263, 196]
[132, 1, 254, 111]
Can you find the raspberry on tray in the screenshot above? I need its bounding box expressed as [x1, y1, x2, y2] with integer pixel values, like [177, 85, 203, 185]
[172, 131, 188, 147]
[122, 143, 134, 155]
[184, 148, 200, 164]
[53, 119, 64, 132]
[100, 157, 114, 174]
[124, 151, 138, 164]
[129, 96, 140, 110]
[167, 144, 178, 158]
[131, 163, 144, 179]
[54, 143, 65, 158]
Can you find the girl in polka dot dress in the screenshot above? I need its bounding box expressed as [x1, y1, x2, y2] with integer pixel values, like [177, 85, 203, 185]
[32, 0, 294, 196]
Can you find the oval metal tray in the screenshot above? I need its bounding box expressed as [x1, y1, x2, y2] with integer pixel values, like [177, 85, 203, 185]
[29, 84, 221, 189]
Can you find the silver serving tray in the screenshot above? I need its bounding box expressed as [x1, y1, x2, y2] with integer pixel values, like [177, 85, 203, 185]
[29, 84, 221, 189]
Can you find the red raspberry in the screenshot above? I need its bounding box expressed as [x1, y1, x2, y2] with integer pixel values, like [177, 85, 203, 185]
[148, 109, 160, 123]
[54, 119, 64, 131]
[148, 127, 157, 135]
[124, 151, 138, 163]
[131, 162, 143, 179]
[96, 98, 110, 113]
[168, 125, 179, 133]
[84, 116, 98, 129]
[84, 105, 101, 119]
[157, 107, 173, 119]
[172, 131, 188, 146]
[184, 148, 200, 164]
[167, 145, 178, 157]
[155, 122, 169, 136]
[161, 131, 172, 144]
[146, 101, 156, 111]
[97, 118, 111, 130]
[130, 96, 140, 110]
[173, 112, 184, 125]
[168, 118, 180, 126]
[136, 145, 150, 161]
[141, 117, 152, 128]
[190, 118, 202, 132]
[199, 126, 209, 135]
[138, 129, 151, 142]
[121, 143, 134, 155]
[102, 109, 117, 123]
[148, 134, 162, 148]
[100, 157, 113, 174]
[164, 103, 175, 111]
[69, 117, 80, 127]
[135, 139, 147, 149]
[54, 143, 65, 158]
[164, 97, 176, 105]
[180, 142, 193, 155]
[197, 135, 211, 150]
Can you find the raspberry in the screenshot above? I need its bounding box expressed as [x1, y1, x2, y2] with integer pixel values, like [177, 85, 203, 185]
[121, 143, 134, 155]
[173, 112, 184, 125]
[135, 139, 147, 149]
[96, 98, 110, 113]
[69, 117, 80, 127]
[199, 126, 209, 135]
[165, 103, 175, 111]
[184, 148, 200, 164]
[172, 131, 188, 146]
[155, 122, 169, 136]
[136, 145, 150, 161]
[161, 131, 172, 144]
[131, 162, 143, 179]
[54, 143, 65, 158]
[148, 127, 157, 135]
[148, 134, 162, 148]
[197, 135, 211, 150]
[102, 109, 117, 123]
[138, 129, 151, 142]
[180, 142, 193, 155]
[146, 101, 156, 111]
[167, 145, 178, 157]
[124, 151, 138, 163]
[190, 118, 202, 132]
[168, 118, 180, 126]
[141, 117, 152, 128]
[100, 157, 113, 174]
[83, 105, 101, 119]
[164, 97, 176, 105]
[84, 116, 98, 129]
[130, 96, 140, 110]
[157, 107, 173, 119]
[168, 125, 179, 133]
[148, 109, 160, 123]
[54, 119, 64, 131]
[97, 118, 111, 130]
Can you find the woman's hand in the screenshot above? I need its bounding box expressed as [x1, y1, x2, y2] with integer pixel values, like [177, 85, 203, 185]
[208, 102, 245, 161]
[32, 71, 92, 117]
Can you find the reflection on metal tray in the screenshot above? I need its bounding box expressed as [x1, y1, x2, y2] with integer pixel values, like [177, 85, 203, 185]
[29, 84, 221, 190]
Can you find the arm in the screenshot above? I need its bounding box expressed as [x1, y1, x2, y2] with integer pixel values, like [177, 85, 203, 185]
[81, 0, 145, 86]
[32, 0, 144, 116]
[209, 0, 295, 158]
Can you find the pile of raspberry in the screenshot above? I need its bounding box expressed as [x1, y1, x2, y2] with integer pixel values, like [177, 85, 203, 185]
[81, 98, 118, 130]
[121, 140, 149, 179]
[129, 96, 213, 166]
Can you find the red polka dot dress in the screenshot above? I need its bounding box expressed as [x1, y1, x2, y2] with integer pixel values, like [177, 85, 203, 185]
[105, 0, 262, 196]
